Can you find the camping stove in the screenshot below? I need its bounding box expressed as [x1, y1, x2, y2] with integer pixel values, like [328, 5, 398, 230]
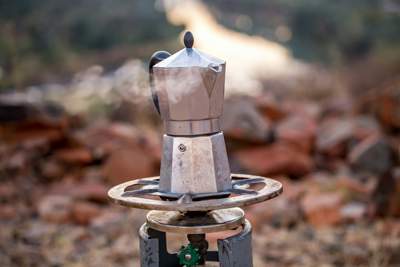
[108, 32, 282, 267]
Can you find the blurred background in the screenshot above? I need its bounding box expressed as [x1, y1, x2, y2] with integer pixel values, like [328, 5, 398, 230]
[0, 0, 400, 266]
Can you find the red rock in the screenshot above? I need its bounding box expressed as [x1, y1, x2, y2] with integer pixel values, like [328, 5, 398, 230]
[301, 192, 344, 227]
[283, 100, 321, 120]
[337, 176, 376, 198]
[0, 183, 16, 201]
[322, 97, 353, 116]
[71, 201, 101, 225]
[103, 148, 156, 184]
[388, 169, 400, 217]
[48, 180, 108, 203]
[0, 204, 17, 220]
[80, 122, 161, 163]
[352, 116, 382, 141]
[81, 123, 148, 152]
[91, 209, 124, 229]
[349, 135, 393, 175]
[276, 115, 317, 153]
[0, 120, 65, 145]
[72, 182, 109, 203]
[375, 80, 400, 129]
[223, 97, 272, 144]
[278, 178, 306, 201]
[255, 96, 287, 122]
[246, 196, 302, 229]
[55, 147, 93, 165]
[340, 202, 366, 222]
[234, 143, 314, 177]
[316, 118, 353, 157]
[40, 160, 64, 180]
[99, 123, 140, 151]
[90, 209, 130, 239]
[246, 178, 306, 231]
[6, 151, 27, 171]
[38, 195, 72, 224]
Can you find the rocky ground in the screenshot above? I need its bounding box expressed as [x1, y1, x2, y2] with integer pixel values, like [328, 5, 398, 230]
[0, 64, 399, 266]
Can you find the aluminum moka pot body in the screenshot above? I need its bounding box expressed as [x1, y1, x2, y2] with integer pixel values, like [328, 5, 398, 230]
[152, 39, 226, 136]
[149, 32, 231, 196]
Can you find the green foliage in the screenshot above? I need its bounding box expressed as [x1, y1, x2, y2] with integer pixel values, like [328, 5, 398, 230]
[205, 0, 400, 65]
[0, 0, 181, 90]
[1, 0, 399, 90]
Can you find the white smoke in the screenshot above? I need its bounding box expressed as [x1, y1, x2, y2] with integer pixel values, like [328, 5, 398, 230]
[154, 67, 217, 104]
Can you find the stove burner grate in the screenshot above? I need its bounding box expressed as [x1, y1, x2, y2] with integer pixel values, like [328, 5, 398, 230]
[108, 174, 282, 212]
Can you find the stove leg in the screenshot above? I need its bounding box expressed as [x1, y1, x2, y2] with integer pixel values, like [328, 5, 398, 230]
[139, 224, 179, 267]
[217, 220, 253, 267]
[139, 220, 253, 267]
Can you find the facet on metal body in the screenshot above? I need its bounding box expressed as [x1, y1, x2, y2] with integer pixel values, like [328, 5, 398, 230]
[152, 47, 226, 136]
[160, 132, 231, 194]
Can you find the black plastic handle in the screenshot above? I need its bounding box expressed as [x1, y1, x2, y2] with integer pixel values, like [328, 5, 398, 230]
[149, 51, 171, 114]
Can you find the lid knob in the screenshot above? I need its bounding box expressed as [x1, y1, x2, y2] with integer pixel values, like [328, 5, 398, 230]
[184, 31, 194, 48]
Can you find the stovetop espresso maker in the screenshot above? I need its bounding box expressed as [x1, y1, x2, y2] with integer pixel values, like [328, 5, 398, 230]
[109, 32, 282, 267]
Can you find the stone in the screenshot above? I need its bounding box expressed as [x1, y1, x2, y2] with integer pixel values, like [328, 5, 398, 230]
[72, 182, 109, 203]
[6, 151, 27, 171]
[316, 118, 353, 157]
[54, 147, 93, 165]
[352, 116, 382, 141]
[48, 180, 108, 203]
[0, 120, 65, 145]
[247, 196, 302, 229]
[255, 96, 287, 122]
[102, 148, 156, 185]
[0, 204, 17, 220]
[81, 122, 161, 164]
[375, 80, 400, 130]
[0, 183, 16, 201]
[340, 202, 366, 222]
[222, 97, 273, 144]
[388, 169, 400, 217]
[337, 176, 376, 199]
[234, 142, 314, 177]
[322, 97, 353, 117]
[38, 195, 73, 224]
[301, 192, 344, 227]
[276, 115, 317, 153]
[40, 160, 64, 180]
[349, 135, 393, 175]
[91, 209, 124, 230]
[71, 201, 101, 225]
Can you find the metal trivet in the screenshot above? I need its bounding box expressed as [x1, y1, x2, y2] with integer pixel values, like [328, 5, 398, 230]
[108, 174, 282, 212]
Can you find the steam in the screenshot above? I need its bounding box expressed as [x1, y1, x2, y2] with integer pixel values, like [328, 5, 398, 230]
[154, 67, 216, 104]
[3, 60, 151, 115]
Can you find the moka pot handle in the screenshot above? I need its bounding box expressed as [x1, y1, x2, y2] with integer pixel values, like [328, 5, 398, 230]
[148, 51, 171, 115]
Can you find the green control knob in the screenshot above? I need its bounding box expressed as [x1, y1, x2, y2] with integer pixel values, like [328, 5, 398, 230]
[178, 244, 201, 267]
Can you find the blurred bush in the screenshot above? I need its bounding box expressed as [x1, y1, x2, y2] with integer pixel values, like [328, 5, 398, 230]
[0, 0, 182, 90]
[1, 0, 400, 90]
[205, 0, 400, 64]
